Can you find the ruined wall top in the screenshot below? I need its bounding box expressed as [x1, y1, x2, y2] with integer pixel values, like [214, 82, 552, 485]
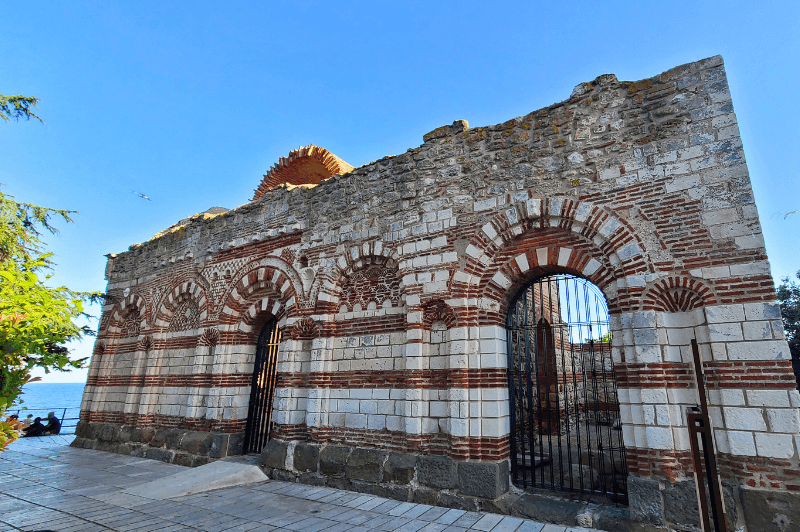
[105, 55, 763, 308]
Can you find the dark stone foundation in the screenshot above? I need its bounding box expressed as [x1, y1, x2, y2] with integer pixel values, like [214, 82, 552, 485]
[71, 421, 244, 466]
[261, 439, 652, 531]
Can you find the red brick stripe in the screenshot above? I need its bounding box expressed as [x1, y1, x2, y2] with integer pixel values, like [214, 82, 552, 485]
[704, 360, 797, 389]
[86, 374, 252, 388]
[275, 368, 508, 389]
[79, 411, 245, 433]
[616, 363, 694, 388]
[272, 423, 510, 461]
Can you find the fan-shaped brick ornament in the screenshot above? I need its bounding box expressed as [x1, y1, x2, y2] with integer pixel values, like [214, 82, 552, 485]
[253, 145, 353, 199]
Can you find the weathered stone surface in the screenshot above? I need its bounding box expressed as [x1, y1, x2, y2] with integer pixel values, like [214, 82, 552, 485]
[319, 445, 350, 477]
[418, 455, 458, 490]
[207, 433, 230, 459]
[439, 491, 479, 512]
[298, 471, 325, 486]
[412, 487, 439, 506]
[145, 447, 175, 463]
[181, 431, 212, 455]
[663, 479, 701, 530]
[383, 452, 417, 484]
[740, 489, 800, 532]
[457, 460, 509, 499]
[627, 476, 664, 526]
[150, 428, 169, 448]
[510, 492, 581, 527]
[227, 432, 245, 456]
[270, 468, 296, 482]
[164, 429, 185, 450]
[293, 442, 320, 472]
[260, 438, 288, 470]
[326, 476, 350, 491]
[345, 448, 387, 482]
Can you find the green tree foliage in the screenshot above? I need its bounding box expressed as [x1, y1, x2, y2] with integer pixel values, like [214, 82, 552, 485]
[0, 189, 98, 449]
[0, 95, 43, 123]
[777, 271, 800, 387]
[1, 95, 96, 449]
[777, 271, 800, 353]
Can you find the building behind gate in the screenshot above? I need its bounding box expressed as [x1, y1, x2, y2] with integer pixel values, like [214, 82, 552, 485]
[75, 56, 800, 531]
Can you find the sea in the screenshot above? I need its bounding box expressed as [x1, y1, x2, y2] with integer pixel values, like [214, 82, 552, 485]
[11, 382, 86, 434]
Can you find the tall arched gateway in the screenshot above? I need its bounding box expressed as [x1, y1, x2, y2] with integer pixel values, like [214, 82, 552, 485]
[243, 318, 281, 454]
[507, 273, 627, 503]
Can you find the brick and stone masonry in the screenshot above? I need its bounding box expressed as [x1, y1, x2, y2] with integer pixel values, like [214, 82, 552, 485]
[74, 55, 799, 531]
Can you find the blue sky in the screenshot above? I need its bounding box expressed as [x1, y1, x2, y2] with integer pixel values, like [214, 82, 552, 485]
[3, 1, 798, 382]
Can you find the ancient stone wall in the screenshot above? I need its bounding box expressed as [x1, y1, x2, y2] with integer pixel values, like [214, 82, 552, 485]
[75, 55, 799, 531]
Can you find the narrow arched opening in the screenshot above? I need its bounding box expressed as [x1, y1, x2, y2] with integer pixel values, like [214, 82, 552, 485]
[506, 273, 627, 503]
[243, 318, 282, 454]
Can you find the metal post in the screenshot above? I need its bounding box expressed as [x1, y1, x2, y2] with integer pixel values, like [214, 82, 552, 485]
[687, 338, 729, 532]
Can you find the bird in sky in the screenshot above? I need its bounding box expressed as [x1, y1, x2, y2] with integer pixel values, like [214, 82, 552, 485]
[771, 210, 798, 220]
[131, 190, 151, 201]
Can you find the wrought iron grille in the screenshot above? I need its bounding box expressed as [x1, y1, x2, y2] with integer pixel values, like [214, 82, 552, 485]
[243, 319, 281, 454]
[506, 274, 628, 503]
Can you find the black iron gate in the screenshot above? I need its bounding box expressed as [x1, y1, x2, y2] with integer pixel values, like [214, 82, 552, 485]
[243, 318, 281, 454]
[507, 273, 628, 503]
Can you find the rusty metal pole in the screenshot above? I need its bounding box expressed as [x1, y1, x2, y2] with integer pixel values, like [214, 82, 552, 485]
[687, 338, 729, 532]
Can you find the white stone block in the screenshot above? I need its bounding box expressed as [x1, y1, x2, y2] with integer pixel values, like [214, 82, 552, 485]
[743, 302, 782, 321]
[491, 272, 512, 289]
[633, 345, 661, 363]
[640, 388, 668, 404]
[727, 340, 791, 361]
[767, 408, 800, 434]
[705, 304, 745, 324]
[673, 427, 691, 451]
[790, 390, 800, 408]
[708, 323, 743, 342]
[719, 389, 745, 406]
[515, 253, 529, 273]
[723, 407, 767, 431]
[755, 432, 795, 459]
[646, 426, 674, 449]
[746, 390, 790, 407]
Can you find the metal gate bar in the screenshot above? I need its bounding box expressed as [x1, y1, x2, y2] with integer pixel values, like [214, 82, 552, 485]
[507, 274, 628, 503]
[243, 319, 281, 454]
[687, 338, 729, 532]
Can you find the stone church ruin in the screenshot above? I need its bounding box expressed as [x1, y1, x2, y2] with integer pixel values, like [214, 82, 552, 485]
[76, 56, 800, 530]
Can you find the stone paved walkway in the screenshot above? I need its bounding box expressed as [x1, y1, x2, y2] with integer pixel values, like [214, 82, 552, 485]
[0, 437, 598, 532]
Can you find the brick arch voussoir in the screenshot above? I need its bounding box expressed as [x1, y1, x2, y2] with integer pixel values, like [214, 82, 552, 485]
[420, 299, 459, 329]
[468, 196, 652, 284]
[218, 256, 303, 322]
[476, 231, 622, 322]
[106, 293, 148, 334]
[153, 276, 211, 330]
[641, 275, 717, 312]
[331, 240, 397, 279]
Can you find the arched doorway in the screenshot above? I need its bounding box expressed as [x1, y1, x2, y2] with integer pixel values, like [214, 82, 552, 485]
[506, 273, 627, 503]
[243, 318, 282, 454]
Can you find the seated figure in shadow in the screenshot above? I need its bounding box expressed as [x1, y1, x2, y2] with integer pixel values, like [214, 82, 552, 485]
[43, 412, 61, 435]
[22, 417, 45, 437]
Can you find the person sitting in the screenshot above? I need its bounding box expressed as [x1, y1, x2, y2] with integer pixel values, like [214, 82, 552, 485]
[22, 417, 45, 437]
[43, 412, 61, 435]
[20, 414, 33, 429]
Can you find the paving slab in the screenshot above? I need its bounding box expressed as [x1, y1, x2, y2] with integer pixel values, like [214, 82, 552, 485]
[0, 437, 602, 532]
